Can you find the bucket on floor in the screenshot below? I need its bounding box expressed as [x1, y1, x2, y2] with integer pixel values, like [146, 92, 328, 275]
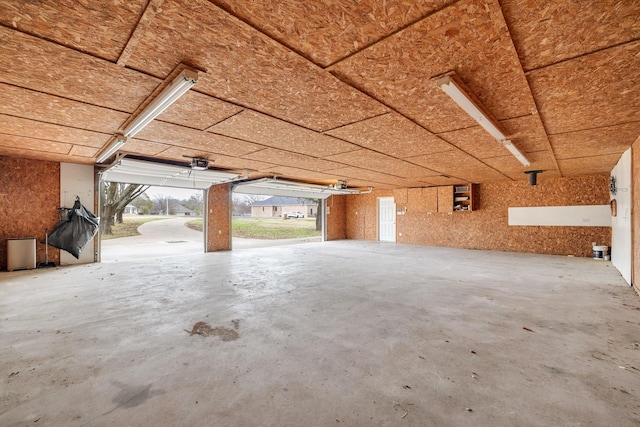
[593, 245, 609, 260]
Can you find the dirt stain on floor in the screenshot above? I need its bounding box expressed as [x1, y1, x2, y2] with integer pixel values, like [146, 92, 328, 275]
[187, 320, 240, 341]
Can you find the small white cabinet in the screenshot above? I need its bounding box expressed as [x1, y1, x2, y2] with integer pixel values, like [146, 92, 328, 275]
[7, 238, 36, 271]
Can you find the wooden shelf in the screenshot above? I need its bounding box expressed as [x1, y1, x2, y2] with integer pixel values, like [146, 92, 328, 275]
[453, 184, 474, 211]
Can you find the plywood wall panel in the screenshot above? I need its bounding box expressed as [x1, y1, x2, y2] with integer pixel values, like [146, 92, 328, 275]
[0, 0, 148, 62]
[550, 122, 640, 160]
[326, 113, 453, 158]
[329, 0, 536, 133]
[0, 27, 160, 112]
[345, 174, 611, 256]
[437, 186, 453, 213]
[135, 121, 262, 157]
[501, 0, 640, 71]
[345, 191, 394, 241]
[528, 42, 640, 135]
[126, 0, 388, 131]
[326, 195, 347, 241]
[0, 84, 129, 133]
[210, 111, 358, 157]
[207, 183, 231, 252]
[0, 156, 61, 269]
[211, 0, 454, 67]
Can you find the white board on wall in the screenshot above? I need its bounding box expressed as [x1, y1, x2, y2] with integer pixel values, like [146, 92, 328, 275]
[508, 205, 611, 227]
[60, 163, 95, 265]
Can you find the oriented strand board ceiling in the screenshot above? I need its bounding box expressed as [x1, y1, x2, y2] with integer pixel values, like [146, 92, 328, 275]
[0, 0, 638, 188]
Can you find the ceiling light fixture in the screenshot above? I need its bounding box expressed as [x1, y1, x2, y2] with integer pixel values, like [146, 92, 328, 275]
[436, 74, 531, 167]
[524, 170, 543, 186]
[123, 69, 198, 137]
[96, 135, 127, 163]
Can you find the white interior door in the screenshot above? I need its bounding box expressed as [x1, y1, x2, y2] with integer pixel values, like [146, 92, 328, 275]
[611, 148, 632, 285]
[378, 197, 396, 242]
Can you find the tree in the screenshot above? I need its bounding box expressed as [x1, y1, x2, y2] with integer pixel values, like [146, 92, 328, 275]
[131, 193, 153, 215]
[315, 200, 323, 231]
[151, 195, 172, 215]
[183, 192, 204, 215]
[232, 194, 265, 216]
[101, 182, 149, 234]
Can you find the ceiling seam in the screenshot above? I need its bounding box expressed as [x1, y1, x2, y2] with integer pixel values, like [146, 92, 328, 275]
[495, 0, 562, 177]
[117, 0, 165, 67]
[523, 37, 640, 75]
[320, 112, 391, 134]
[546, 119, 640, 137]
[0, 112, 116, 137]
[323, 0, 463, 70]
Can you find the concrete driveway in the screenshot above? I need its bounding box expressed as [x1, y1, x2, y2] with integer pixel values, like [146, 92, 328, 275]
[101, 217, 322, 261]
[101, 217, 203, 262]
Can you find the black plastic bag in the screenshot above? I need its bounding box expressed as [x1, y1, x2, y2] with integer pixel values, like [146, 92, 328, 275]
[47, 197, 99, 259]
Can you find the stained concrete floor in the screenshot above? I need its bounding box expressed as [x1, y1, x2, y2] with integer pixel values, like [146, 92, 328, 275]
[1, 241, 639, 426]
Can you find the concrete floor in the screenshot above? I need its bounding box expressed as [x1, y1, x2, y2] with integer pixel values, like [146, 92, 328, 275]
[1, 241, 639, 426]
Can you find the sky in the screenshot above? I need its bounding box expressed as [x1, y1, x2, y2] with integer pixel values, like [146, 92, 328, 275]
[146, 186, 203, 201]
[144, 186, 268, 202]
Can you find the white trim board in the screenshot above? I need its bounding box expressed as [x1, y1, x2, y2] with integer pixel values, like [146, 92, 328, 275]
[508, 205, 611, 227]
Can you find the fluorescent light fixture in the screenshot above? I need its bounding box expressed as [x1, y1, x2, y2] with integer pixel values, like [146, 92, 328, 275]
[436, 75, 506, 140]
[502, 140, 531, 167]
[96, 135, 126, 163]
[123, 69, 198, 137]
[436, 74, 531, 167]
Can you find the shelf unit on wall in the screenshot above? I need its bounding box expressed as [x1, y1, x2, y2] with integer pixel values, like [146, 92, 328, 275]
[453, 184, 474, 211]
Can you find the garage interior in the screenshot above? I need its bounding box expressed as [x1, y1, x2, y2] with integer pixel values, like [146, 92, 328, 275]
[1, 0, 639, 425]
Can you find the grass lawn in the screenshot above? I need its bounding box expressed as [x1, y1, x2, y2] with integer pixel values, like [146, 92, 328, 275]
[101, 216, 170, 240]
[186, 217, 321, 239]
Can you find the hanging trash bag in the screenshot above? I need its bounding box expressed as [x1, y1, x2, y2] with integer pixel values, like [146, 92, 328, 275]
[47, 197, 100, 259]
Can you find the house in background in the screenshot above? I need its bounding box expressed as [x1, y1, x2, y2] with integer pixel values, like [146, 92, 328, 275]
[123, 205, 138, 215]
[250, 197, 318, 218]
[169, 203, 194, 216]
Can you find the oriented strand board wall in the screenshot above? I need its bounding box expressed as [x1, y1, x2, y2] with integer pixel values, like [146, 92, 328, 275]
[632, 139, 640, 292]
[207, 183, 231, 252]
[0, 156, 60, 269]
[326, 195, 346, 241]
[346, 174, 611, 257]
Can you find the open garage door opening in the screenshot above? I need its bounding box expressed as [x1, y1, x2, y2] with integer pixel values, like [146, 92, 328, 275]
[97, 158, 239, 262]
[99, 182, 206, 262]
[231, 191, 323, 250]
